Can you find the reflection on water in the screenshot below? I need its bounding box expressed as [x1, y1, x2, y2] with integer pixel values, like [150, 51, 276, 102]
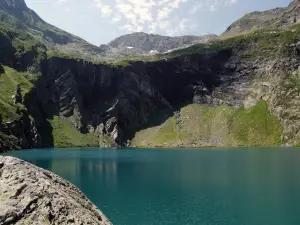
[85, 159, 118, 188]
[3, 148, 300, 225]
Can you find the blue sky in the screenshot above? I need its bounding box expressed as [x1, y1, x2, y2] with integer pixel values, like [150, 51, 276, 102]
[25, 0, 292, 46]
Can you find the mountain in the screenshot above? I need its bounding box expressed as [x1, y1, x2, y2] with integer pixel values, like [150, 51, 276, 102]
[2, 0, 300, 151]
[0, 0, 103, 59]
[223, 0, 300, 36]
[0, 0, 217, 60]
[103, 32, 217, 55]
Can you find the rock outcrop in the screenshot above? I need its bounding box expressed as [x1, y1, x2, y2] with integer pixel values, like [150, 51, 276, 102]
[0, 156, 112, 225]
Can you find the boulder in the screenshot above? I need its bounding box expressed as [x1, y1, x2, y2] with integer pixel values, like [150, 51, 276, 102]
[0, 156, 112, 225]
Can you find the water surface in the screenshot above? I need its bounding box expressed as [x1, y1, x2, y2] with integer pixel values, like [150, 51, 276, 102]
[3, 148, 300, 225]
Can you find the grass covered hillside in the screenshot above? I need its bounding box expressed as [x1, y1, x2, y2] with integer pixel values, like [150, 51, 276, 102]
[132, 101, 283, 148]
[0, 66, 33, 122]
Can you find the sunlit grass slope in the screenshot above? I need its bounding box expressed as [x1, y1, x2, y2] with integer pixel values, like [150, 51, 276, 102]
[132, 101, 283, 147]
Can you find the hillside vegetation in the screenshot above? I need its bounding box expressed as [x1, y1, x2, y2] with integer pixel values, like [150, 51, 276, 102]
[132, 101, 283, 147]
[1, 0, 300, 151]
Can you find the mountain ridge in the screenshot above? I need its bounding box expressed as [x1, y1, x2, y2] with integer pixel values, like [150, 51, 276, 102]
[1, 0, 300, 151]
[0, 0, 219, 60]
[223, 0, 300, 36]
[104, 32, 217, 54]
[0, 0, 104, 59]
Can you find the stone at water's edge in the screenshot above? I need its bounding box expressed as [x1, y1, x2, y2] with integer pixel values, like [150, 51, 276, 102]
[0, 156, 112, 225]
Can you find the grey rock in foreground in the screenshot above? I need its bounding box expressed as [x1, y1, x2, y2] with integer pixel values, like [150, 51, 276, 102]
[0, 156, 112, 225]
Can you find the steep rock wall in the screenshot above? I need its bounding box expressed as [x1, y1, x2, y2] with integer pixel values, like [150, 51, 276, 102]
[29, 47, 261, 146]
[2, 28, 300, 149]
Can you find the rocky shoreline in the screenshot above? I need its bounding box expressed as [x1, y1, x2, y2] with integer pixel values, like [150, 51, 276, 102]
[0, 156, 112, 225]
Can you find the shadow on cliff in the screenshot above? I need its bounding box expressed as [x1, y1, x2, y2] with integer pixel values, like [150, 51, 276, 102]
[18, 46, 235, 147]
[123, 48, 236, 143]
[0, 36, 55, 148]
[23, 83, 55, 148]
[123, 108, 174, 141]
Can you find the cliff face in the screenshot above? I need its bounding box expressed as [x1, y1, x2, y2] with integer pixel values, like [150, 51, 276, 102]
[2, 0, 300, 150]
[0, 156, 112, 224]
[2, 25, 300, 149]
[26, 37, 300, 147]
[30, 50, 233, 146]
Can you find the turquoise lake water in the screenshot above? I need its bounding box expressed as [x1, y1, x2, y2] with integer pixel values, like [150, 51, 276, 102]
[3, 148, 300, 225]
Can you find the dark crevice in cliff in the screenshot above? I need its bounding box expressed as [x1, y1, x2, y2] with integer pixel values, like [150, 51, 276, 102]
[23, 86, 54, 147]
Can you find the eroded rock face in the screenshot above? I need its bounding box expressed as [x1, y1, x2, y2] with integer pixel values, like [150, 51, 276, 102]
[0, 156, 112, 225]
[25, 44, 297, 147]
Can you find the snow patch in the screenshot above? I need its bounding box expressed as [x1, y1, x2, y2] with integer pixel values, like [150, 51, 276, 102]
[149, 50, 159, 54]
[163, 49, 173, 54]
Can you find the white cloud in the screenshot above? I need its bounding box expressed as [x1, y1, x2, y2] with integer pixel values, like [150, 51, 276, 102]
[101, 5, 113, 17]
[92, 0, 238, 35]
[189, 2, 203, 14]
[112, 14, 122, 24]
[157, 7, 172, 20]
[94, 0, 113, 17]
[228, 0, 238, 5]
[57, 0, 69, 4]
[189, 0, 238, 14]
[159, 20, 170, 30]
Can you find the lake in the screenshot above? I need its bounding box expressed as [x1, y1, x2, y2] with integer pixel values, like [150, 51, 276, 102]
[2, 148, 300, 225]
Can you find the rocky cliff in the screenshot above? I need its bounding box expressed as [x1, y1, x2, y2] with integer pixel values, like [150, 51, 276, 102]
[4, 29, 300, 149]
[1, 0, 300, 150]
[0, 156, 112, 224]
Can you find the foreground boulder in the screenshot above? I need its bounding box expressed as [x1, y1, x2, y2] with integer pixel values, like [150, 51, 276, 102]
[0, 156, 112, 225]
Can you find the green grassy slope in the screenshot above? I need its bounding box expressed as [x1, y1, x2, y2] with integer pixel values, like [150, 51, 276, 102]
[132, 101, 283, 147]
[0, 65, 34, 150]
[0, 65, 33, 122]
[49, 116, 99, 148]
